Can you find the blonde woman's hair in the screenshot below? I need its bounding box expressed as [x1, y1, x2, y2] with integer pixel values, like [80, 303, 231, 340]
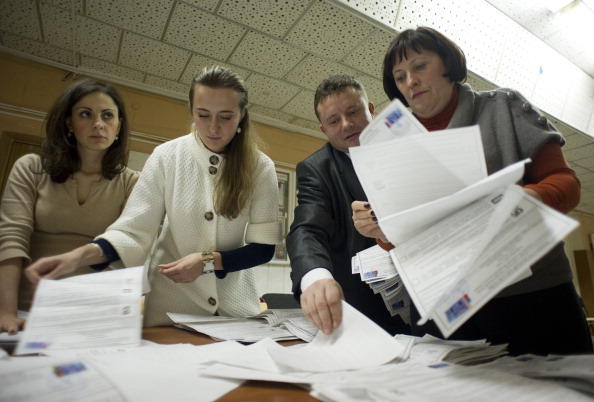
[189, 66, 263, 219]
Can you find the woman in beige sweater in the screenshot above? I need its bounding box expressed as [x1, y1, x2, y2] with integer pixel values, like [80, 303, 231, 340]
[0, 79, 138, 334]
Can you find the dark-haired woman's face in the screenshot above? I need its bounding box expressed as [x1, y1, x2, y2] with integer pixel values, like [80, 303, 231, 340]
[66, 92, 121, 156]
[392, 48, 454, 119]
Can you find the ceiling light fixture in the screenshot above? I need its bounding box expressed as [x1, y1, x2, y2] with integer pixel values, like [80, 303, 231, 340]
[544, 0, 576, 13]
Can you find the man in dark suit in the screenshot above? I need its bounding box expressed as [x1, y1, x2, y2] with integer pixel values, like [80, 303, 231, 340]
[287, 74, 410, 336]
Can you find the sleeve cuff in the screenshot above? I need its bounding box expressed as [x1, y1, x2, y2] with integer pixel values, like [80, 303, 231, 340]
[300, 268, 333, 292]
[89, 238, 121, 270]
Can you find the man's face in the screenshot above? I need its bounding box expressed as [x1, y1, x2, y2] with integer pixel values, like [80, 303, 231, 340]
[317, 86, 374, 153]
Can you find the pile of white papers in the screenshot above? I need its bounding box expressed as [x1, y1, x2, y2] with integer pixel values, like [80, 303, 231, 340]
[167, 308, 318, 343]
[349, 98, 580, 337]
[352, 245, 410, 323]
[478, 353, 594, 397]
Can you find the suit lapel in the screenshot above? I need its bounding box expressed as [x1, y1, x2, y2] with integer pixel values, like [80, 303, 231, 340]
[331, 146, 368, 202]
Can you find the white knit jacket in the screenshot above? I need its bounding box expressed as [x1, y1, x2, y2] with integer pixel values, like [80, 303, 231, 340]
[100, 134, 280, 326]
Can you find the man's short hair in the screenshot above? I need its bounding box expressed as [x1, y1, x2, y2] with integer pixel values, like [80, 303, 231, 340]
[314, 74, 368, 122]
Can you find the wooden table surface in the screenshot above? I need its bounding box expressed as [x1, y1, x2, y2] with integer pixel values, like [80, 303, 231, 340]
[142, 326, 319, 402]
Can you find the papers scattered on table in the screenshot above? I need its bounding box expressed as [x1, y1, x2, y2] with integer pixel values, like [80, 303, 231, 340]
[199, 305, 591, 402]
[349, 97, 580, 337]
[15, 266, 144, 356]
[0, 356, 126, 402]
[478, 353, 594, 397]
[308, 358, 593, 402]
[167, 308, 318, 343]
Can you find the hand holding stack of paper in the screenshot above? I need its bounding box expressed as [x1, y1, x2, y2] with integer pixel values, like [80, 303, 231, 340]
[352, 245, 411, 323]
[349, 98, 579, 337]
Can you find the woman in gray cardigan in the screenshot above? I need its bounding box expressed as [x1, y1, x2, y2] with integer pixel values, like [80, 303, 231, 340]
[354, 26, 592, 356]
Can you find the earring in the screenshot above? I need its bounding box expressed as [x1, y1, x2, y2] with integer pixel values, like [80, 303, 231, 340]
[115, 135, 119, 141]
[236, 127, 242, 134]
[65, 131, 76, 147]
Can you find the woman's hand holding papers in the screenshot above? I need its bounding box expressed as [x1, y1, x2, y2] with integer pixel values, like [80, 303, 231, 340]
[351, 201, 388, 242]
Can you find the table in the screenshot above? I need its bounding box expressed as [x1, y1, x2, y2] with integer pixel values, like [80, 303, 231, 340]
[142, 326, 319, 402]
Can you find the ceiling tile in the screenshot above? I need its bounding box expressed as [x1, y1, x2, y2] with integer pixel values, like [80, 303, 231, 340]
[246, 73, 301, 110]
[280, 90, 315, 121]
[181, 54, 251, 86]
[456, 2, 512, 83]
[571, 164, 590, 176]
[76, 16, 121, 63]
[466, 74, 496, 93]
[2, 32, 74, 65]
[284, 55, 359, 90]
[43, 0, 83, 10]
[579, 171, 594, 185]
[496, 24, 543, 98]
[285, 1, 375, 60]
[335, 0, 400, 26]
[217, 0, 310, 38]
[343, 28, 394, 78]
[144, 74, 188, 94]
[164, 2, 245, 60]
[80, 55, 146, 82]
[563, 144, 594, 162]
[229, 31, 306, 78]
[183, 0, 220, 12]
[0, 0, 41, 40]
[561, 66, 594, 133]
[564, 132, 594, 151]
[395, 0, 461, 40]
[249, 104, 320, 133]
[574, 157, 594, 170]
[119, 32, 190, 80]
[531, 47, 572, 121]
[85, 0, 173, 39]
[356, 74, 388, 106]
[40, 3, 72, 49]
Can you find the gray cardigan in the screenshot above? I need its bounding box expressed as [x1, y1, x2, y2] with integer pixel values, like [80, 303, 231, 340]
[449, 83, 573, 297]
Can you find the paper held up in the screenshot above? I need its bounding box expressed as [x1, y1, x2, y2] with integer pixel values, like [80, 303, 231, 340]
[350, 124, 488, 233]
[15, 266, 144, 356]
[359, 97, 428, 145]
[391, 185, 578, 337]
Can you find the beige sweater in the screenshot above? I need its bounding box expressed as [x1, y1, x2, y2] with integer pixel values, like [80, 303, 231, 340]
[0, 153, 139, 310]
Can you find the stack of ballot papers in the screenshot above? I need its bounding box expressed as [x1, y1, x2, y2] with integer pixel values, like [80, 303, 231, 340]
[349, 97, 580, 338]
[167, 308, 318, 343]
[352, 244, 411, 323]
[396, 334, 509, 366]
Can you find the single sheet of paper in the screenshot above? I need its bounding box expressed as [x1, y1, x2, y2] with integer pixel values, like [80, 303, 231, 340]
[350, 125, 487, 222]
[359, 97, 428, 144]
[267, 301, 405, 372]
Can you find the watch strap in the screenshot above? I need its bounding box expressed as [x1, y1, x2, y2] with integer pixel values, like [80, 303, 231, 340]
[202, 251, 215, 274]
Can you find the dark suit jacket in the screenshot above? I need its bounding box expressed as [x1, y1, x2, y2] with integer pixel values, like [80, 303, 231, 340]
[287, 143, 409, 335]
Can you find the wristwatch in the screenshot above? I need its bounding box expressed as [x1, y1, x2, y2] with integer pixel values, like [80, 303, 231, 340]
[202, 251, 215, 274]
